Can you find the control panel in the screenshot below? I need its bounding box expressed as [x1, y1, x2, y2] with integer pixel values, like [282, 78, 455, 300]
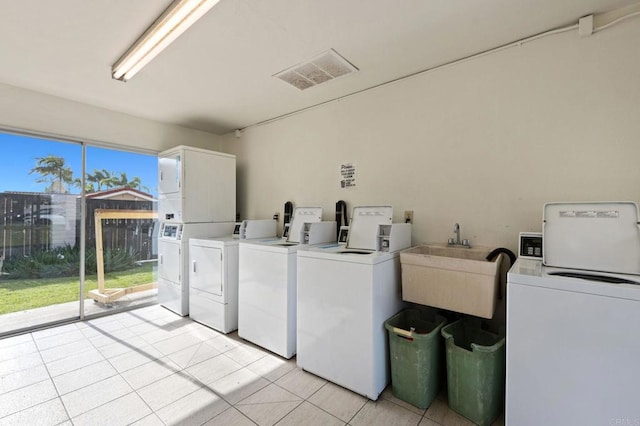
[160, 223, 184, 240]
[519, 232, 542, 259]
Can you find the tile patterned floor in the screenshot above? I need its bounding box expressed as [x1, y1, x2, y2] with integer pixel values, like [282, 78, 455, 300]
[0, 305, 505, 426]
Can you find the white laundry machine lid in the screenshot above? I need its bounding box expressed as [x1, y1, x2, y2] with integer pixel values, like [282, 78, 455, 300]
[346, 206, 393, 251]
[287, 207, 323, 243]
[543, 201, 640, 275]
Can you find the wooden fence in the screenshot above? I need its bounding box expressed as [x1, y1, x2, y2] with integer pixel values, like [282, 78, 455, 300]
[84, 199, 157, 261]
[0, 192, 157, 260]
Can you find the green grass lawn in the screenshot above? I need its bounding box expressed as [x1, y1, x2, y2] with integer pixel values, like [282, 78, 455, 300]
[0, 263, 156, 315]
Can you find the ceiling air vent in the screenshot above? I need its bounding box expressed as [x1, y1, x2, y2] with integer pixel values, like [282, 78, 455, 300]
[274, 49, 358, 90]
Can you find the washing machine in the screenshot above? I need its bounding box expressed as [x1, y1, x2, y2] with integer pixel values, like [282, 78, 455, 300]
[296, 206, 412, 400]
[158, 221, 234, 316]
[507, 259, 640, 425]
[189, 220, 277, 333]
[238, 207, 336, 358]
[508, 202, 640, 424]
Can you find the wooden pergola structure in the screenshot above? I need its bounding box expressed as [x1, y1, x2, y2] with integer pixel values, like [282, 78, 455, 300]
[88, 209, 157, 304]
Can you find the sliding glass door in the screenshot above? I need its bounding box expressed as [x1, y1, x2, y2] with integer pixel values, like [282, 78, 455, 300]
[82, 146, 158, 317]
[0, 131, 158, 336]
[0, 132, 82, 335]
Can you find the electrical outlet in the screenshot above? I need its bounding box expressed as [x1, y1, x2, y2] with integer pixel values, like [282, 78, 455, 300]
[273, 212, 280, 222]
[404, 210, 414, 224]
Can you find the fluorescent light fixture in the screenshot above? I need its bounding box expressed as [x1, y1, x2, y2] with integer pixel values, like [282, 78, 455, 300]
[112, 0, 221, 82]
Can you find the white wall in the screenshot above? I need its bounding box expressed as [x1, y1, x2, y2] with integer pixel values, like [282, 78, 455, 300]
[221, 18, 640, 253]
[0, 83, 221, 153]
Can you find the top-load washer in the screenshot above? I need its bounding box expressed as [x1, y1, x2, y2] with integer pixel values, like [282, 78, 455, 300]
[507, 259, 640, 425]
[507, 201, 640, 424]
[296, 206, 412, 399]
[238, 207, 336, 358]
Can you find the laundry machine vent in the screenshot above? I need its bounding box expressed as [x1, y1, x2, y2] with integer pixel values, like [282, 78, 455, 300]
[274, 48, 358, 90]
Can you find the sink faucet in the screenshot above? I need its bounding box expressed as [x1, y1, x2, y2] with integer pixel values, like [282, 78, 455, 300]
[448, 223, 471, 247]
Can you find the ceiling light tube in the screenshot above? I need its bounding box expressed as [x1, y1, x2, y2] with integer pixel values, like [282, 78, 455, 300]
[112, 0, 220, 82]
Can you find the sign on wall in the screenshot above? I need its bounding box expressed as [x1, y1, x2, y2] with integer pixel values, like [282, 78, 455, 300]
[340, 163, 356, 190]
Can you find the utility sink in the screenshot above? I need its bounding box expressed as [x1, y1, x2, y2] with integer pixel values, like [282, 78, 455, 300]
[400, 243, 503, 318]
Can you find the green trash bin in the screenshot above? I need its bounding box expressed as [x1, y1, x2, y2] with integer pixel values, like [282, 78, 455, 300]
[441, 318, 505, 426]
[384, 309, 447, 409]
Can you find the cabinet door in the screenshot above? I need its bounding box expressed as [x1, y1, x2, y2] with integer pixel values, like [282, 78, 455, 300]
[182, 150, 236, 223]
[158, 153, 181, 195]
[190, 245, 223, 297]
[158, 240, 181, 284]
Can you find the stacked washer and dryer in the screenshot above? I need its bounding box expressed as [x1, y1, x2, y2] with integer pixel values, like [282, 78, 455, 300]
[157, 145, 236, 316]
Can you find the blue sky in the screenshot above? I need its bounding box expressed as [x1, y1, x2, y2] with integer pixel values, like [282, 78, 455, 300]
[0, 132, 158, 195]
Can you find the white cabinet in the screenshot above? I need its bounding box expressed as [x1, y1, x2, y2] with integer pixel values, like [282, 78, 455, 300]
[158, 145, 236, 223]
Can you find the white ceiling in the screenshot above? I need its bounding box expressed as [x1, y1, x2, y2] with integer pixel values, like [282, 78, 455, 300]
[0, 0, 636, 135]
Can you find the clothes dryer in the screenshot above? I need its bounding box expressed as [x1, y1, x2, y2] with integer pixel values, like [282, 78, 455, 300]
[296, 206, 411, 399]
[189, 220, 277, 333]
[189, 237, 239, 333]
[158, 222, 234, 316]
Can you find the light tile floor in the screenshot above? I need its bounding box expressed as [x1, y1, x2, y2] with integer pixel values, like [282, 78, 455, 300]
[0, 305, 505, 426]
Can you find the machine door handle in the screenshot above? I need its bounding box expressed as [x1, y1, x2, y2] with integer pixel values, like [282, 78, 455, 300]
[159, 254, 163, 265]
[193, 260, 197, 273]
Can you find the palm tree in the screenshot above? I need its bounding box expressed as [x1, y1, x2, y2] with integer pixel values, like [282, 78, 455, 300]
[97, 169, 114, 190]
[86, 169, 115, 191]
[85, 169, 149, 193]
[85, 169, 102, 192]
[29, 155, 75, 193]
[71, 177, 87, 192]
[101, 172, 120, 190]
[128, 176, 142, 189]
[116, 172, 129, 187]
[115, 172, 150, 192]
[131, 178, 150, 193]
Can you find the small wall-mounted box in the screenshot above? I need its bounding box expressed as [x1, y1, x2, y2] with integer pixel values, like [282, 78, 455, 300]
[377, 223, 412, 252]
[518, 232, 542, 260]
